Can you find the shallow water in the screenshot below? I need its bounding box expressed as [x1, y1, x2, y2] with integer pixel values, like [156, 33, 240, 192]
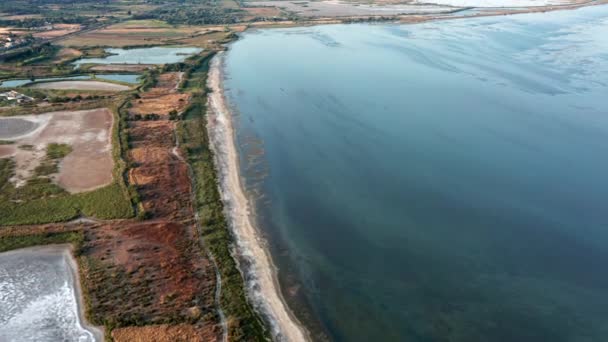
[72, 47, 202, 66]
[0, 118, 37, 139]
[0, 74, 140, 88]
[95, 74, 140, 84]
[0, 247, 97, 342]
[0, 76, 90, 88]
[223, 6, 608, 342]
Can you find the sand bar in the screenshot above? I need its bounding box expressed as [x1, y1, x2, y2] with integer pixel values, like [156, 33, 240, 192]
[207, 53, 309, 342]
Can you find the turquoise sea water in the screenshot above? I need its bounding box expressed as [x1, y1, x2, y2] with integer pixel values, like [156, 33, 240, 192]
[224, 6, 608, 342]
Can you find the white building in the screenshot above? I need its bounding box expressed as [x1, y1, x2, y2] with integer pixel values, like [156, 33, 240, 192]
[0, 90, 34, 103]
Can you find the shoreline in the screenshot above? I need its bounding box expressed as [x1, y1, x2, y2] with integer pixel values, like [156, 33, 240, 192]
[206, 53, 311, 342]
[0, 244, 104, 341]
[242, 0, 608, 30]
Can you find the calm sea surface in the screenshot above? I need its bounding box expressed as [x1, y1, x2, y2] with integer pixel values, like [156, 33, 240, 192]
[223, 6, 608, 341]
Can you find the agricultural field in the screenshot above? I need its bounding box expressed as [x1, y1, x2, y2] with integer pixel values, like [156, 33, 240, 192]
[59, 20, 229, 48]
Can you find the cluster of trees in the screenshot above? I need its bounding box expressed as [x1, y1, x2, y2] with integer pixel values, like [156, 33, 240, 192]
[134, 6, 244, 25]
[139, 69, 159, 91]
[130, 110, 179, 121]
[48, 94, 108, 103]
[0, 16, 92, 29]
[130, 113, 161, 121]
[1, 42, 55, 63]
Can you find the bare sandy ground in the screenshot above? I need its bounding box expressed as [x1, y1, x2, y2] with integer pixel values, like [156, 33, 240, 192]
[207, 54, 309, 342]
[0, 108, 114, 193]
[29, 80, 130, 91]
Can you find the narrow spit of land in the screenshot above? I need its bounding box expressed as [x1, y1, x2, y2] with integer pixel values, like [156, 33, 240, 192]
[207, 54, 310, 342]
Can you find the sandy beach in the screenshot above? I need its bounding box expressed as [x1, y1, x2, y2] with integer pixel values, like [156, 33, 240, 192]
[0, 244, 104, 341]
[206, 53, 310, 342]
[61, 245, 105, 342]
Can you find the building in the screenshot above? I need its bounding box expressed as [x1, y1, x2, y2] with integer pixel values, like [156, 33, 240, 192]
[0, 90, 34, 103]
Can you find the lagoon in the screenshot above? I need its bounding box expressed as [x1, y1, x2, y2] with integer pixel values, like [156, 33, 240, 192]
[72, 47, 202, 66]
[95, 74, 140, 84]
[223, 5, 608, 342]
[0, 74, 140, 88]
[0, 246, 101, 342]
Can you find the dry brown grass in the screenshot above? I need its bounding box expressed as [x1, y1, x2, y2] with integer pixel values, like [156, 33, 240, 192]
[243, 6, 284, 18]
[130, 94, 190, 116]
[52, 47, 83, 64]
[176, 30, 235, 47]
[33, 24, 81, 39]
[129, 72, 189, 117]
[59, 21, 207, 47]
[113, 324, 218, 342]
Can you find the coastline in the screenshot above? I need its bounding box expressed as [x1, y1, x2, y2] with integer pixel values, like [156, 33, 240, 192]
[0, 244, 104, 341]
[206, 53, 311, 342]
[62, 245, 105, 342]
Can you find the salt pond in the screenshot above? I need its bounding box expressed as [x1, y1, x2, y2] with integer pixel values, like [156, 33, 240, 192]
[72, 47, 202, 66]
[0, 76, 89, 88]
[0, 246, 102, 342]
[95, 74, 140, 84]
[0, 74, 140, 88]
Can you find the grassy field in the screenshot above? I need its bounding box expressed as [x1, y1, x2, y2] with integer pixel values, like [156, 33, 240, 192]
[59, 20, 207, 48]
[0, 230, 83, 253]
[177, 53, 270, 341]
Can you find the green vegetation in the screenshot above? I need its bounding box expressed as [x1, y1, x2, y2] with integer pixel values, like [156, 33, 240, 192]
[30, 142, 72, 176]
[0, 0, 124, 25]
[0, 230, 83, 253]
[2, 43, 59, 65]
[177, 53, 269, 341]
[0, 172, 133, 225]
[0, 158, 13, 186]
[46, 142, 72, 159]
[134, 3, 244, 25]
[117, 97, 145, 217]
[139, 68, 159, 91]
[0, 140, 14, 145]
[33, 161, 58, 176]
